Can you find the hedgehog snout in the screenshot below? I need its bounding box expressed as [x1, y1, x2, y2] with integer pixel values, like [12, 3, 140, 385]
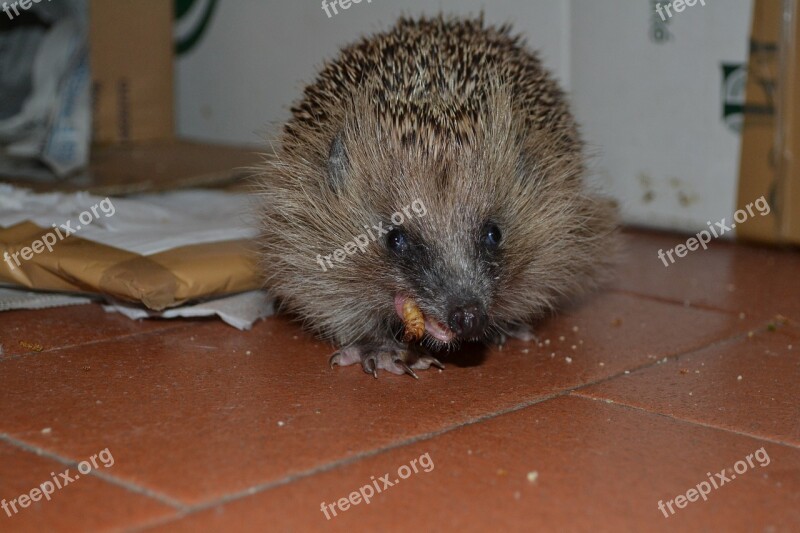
[447, 300, 488, 339]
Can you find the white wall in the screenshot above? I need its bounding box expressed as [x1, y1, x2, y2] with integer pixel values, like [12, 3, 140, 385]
[176, 0, 569, 146]
[176, 0, 754, 233]
[571, 0, 752, 232]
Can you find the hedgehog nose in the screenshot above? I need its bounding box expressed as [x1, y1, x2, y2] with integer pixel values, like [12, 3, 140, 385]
[447, 303, 487, 338]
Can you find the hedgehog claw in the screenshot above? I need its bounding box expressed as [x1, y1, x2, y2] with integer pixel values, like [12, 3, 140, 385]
[395, 359, 419, 379]
[362, 356, 378, 378]
[427, 356, 445, 370]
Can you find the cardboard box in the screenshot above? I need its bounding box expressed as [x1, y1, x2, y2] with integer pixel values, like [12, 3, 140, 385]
[737, 0, 800, 245]
[89, 0, 174, 143]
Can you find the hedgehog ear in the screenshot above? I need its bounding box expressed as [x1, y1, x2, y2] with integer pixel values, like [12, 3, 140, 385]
[327, 131, 349, 192]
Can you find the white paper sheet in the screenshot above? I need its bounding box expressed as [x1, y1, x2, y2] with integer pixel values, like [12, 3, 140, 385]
[0, 185, 258, 255]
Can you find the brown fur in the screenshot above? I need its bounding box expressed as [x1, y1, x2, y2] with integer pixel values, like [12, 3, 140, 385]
[256, 15, 618, 348]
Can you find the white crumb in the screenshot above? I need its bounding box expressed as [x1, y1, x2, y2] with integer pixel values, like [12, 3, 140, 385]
[41, 427, 52, 435]
[565, 356, 573, 364]
[527, 471, 539, 484]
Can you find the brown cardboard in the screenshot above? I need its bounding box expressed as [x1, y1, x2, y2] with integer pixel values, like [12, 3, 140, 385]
[737, 0, 800, 245]
[89, 0, 174, 143]
[0, 222, 261, 311]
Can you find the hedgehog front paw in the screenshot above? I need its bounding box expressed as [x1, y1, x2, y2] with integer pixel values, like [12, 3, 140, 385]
[329, 342, 444, 379]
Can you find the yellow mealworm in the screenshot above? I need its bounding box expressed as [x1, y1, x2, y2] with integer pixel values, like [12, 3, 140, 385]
[401, 298, 425, 343]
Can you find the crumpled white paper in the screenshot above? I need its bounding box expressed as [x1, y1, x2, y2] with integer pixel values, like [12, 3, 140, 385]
[102, 290, 274, 331]
[0, 185, 258, 255]
[0, 286, 274, 330]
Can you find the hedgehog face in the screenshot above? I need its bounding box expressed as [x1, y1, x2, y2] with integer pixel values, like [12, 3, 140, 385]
[381, 210, 503, 343]
[319, 118, 531, 346]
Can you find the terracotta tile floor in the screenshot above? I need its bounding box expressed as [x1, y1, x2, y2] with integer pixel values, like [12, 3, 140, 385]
[0, 229, 798, 532]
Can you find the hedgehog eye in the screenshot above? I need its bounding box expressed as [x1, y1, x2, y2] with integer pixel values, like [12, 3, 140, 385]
[386, 228, 409, 254]
[482, 223, 502, 249]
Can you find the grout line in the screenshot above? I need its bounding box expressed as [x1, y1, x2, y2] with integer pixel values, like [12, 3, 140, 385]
[0, 323, 200, 363]
[575, 326, 760, 388]
[141, 368, 800, 531]
[568, 391, 800, 450]
[131, 389, 576, 531]
[0, 434, 188, 511]
[608, 288, 752, 316]
[133, 319, 788, 529]
[1, 295, 787, 529]
[134, 321, 780, 527]
[568, 317, 783, 393]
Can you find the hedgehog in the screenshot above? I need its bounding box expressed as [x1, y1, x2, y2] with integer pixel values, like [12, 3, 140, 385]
[256, 15, 618, 378]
